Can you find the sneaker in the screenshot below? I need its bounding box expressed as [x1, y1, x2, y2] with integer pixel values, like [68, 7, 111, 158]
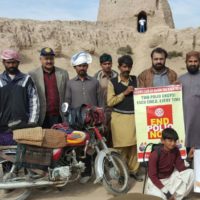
[79, 176, 91, 184]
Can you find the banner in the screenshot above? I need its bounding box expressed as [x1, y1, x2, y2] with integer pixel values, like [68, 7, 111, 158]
[194, 149, 200, 193]
[134, 85, 186, 162]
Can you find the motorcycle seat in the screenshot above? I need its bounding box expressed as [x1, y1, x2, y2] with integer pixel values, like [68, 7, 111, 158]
[66, 131, 87, 145]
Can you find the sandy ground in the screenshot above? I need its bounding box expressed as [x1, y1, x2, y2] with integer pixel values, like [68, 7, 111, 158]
[1, 174, 200, 200]
[24, 175, 200, 200]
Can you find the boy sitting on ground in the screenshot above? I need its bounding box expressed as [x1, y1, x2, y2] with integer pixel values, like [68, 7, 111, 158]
[145, 128, 194, 200]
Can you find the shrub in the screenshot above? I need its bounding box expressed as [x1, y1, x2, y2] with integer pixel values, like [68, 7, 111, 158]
[84, 48, 99, 57]
[168, 51, 183, 59]
[117, 45, 133, 55]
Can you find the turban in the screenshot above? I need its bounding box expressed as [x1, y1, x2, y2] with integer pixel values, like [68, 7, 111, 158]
[71, 51, 92, 67]
[1, 49, 20, 61]
[99, 53, 112, 63]
[186, 51, 200, 61]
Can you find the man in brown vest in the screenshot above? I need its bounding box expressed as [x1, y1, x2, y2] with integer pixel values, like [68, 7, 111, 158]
[107, 55, 142, 181]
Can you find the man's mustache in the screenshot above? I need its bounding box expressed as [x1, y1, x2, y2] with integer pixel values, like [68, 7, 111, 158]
[122, 71, 130, 74]
[188, 65, 199, 68]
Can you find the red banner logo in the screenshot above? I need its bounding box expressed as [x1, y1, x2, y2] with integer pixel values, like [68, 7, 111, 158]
[146, 104, 173, 139]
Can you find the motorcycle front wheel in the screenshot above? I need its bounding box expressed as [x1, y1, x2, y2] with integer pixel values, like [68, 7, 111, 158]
[102, 152, 129, 195]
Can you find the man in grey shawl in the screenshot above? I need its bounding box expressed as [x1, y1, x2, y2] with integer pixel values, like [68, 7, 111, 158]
[179, 51, 200, 151]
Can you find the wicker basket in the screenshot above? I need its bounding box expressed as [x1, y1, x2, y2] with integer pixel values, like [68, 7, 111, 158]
[15, 144, 52, 171]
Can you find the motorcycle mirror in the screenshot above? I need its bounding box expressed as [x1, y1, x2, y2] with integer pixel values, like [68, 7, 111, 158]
[61, 102, 69, 113]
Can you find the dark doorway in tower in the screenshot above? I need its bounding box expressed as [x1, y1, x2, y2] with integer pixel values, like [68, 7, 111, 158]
[137, 11, 147, 33]
[156, 0, 159, 9]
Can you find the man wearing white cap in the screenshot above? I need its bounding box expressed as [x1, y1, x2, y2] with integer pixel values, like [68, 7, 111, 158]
[0, 49, 39, 144]
[66, 51, 102, 183]
[66, 51, 102, 108]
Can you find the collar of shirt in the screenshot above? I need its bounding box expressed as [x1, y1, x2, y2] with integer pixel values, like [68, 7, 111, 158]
[160, 146, 178, 154]
[42, 66, 55, 75]
[101, 70, 116, 79]
[74, 75, 91, 81]
[2, 70, 24, 82]
[117, 75, 133, 86]
[102, 73, 111, 79]
[117, 75, 133, 83]
[8, 74, 15, 80]
[96, 70, 118, 80]
[151, 67, 168, 76]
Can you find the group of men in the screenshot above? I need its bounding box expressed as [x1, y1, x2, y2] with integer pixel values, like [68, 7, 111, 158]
[0, 46, 200, 199]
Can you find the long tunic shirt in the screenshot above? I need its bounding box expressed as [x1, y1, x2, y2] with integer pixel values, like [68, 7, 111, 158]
[107, 76, 137, 147]
[66, 75, 102, 108]
[179, 72, 200, 148]
[94, 69, 118, 108]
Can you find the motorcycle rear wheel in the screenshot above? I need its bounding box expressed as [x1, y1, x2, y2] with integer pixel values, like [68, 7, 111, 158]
[0, 164, 31, 200]
[102, 152, 129, 195]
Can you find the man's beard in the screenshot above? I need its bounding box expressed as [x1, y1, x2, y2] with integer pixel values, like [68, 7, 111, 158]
[6, 67, 19, 75]
[78, 70, 87, 77]
[121, 71, 130, 78]
[152, 63, 165, 71]
[187, 65, 200, 74]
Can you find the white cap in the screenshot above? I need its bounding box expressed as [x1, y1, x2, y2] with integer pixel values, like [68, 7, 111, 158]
[71, 51, 92, 67]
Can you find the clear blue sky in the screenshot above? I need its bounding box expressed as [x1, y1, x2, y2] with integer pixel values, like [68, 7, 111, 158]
[0, 0, 199, 29]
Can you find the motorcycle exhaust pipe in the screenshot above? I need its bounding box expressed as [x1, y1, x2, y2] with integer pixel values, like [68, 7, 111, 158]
[0, 180, 65, 190]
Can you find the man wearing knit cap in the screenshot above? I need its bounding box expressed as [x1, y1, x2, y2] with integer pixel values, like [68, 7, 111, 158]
[179, 51, 200, 152]
[95, 53, 118, 105]
[66, 51, 102, 184]
[66, 51, 102, 108]
[0, 49, 39, 144]
[94, 53, 118, 147]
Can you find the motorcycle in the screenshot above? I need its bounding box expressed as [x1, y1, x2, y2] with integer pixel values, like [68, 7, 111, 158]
[0, 103, 130, 200]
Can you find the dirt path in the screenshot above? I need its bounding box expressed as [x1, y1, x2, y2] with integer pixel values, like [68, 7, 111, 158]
[29, 178, 143, 200]
[1, 178, 200, 200]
